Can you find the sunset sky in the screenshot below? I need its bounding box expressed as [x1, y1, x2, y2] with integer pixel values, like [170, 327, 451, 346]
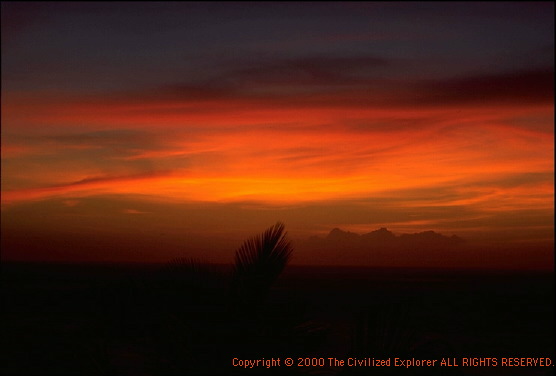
[1, 2, 554, 266]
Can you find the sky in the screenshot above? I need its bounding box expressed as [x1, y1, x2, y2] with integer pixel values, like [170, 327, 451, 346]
[1, 2, 554, 267]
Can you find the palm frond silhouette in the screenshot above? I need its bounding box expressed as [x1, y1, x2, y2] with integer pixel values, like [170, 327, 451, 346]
[231, 222, 293, 310]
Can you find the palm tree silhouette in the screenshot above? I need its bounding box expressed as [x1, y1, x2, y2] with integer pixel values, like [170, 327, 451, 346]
[87, 223, 318, 375]
[231, 222, 293, 311]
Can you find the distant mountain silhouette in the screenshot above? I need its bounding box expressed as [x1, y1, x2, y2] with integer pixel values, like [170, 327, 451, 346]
[327, 227, 360, 242]
[361, 227, 398, 243]
[310, 227, 464, 252]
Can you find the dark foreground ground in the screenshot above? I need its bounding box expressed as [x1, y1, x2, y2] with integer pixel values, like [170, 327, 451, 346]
[2, 262, 554, 376]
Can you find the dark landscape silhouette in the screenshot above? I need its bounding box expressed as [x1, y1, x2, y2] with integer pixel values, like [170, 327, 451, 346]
[310, 227, 464, 250]
[1, 223, 554, 375]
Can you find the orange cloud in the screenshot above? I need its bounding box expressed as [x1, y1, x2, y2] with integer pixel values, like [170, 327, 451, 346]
[2, 94, 553, 207]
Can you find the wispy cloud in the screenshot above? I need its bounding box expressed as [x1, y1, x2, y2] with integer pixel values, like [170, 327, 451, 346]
[123, 208, 149, 214]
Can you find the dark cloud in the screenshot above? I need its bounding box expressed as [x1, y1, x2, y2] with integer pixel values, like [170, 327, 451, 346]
[216, 55, 393, 86]
[140, 64, 553, 110]
[146, 54, 395, 104]
[149, 84, 237, 101]
[40, 130, 155, 153]
[12, 129, 190, 161]
[59, 171, 173, 188]
[412, 68, 554, 106]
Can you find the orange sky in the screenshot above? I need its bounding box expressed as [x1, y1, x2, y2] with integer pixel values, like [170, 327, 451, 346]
[3, 91, 553, 206]
[1, 3, 554, 267]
